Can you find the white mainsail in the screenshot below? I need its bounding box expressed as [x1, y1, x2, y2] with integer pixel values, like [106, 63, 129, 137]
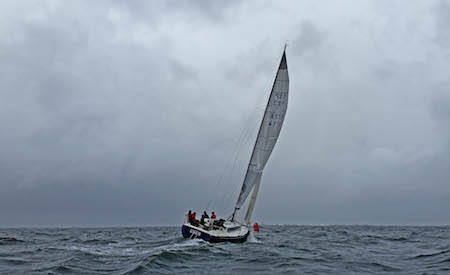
[233, 49, 289, 222]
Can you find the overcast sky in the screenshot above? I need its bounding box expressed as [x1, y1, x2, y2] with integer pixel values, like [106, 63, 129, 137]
[1, 0, 449, 227]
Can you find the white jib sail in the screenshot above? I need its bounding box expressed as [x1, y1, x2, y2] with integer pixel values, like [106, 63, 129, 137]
[234, 50, 289, 219]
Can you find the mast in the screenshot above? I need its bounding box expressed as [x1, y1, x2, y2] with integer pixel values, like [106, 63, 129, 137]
[232, 47, 289, 221]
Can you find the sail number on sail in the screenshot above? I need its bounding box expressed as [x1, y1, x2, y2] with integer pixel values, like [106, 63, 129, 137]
[268, 91, 287, 127]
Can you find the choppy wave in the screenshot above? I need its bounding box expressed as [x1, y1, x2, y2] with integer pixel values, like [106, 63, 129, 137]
[0, 237, 26, 245]
[412, 249, 450, 259]
[0, 225, 449, 274]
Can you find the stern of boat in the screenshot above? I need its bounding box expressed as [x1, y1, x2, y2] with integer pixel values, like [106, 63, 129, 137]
[182, 222, 249, 243]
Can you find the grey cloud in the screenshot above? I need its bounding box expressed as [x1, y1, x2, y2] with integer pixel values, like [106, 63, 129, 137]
[112, 0, 244, 24]
[429, 82, 450, 155]
[0, 0, 449, 227]
[292, 21, 327, 57]
[430, 84, 450, 124]
[434, 0, 450, 47]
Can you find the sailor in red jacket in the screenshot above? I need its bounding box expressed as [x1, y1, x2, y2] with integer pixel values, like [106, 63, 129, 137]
[211, 212, 217, 219]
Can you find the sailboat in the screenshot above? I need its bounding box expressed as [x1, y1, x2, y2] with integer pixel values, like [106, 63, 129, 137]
[182, 47, 289, 243]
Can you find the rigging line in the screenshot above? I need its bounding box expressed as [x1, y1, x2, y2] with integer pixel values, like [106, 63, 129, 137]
[212, 106, 268, 213]
[232, 47, 287, 217]
[204, 100, 264, 211]
[205, 49, 283, 213]
[216, 98, 276, 213]
[217, 87, 270, 196]
[220, 98, 266, 211]
[205, 79, 272, 212]
[215, 111, 261, 213]
[224, 103, 265, 213]
[217, 114, 262, 212]
[204, 109, 258, 209]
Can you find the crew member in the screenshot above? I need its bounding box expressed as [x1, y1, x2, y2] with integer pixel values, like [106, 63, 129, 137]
[187, 210, 192, 223]
[211, 212, 216, 219]
[200, 211, 209, 224]
[191, 212, 199, 226]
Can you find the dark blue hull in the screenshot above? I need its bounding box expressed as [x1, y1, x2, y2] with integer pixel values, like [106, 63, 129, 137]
[182, 225, 249, 243]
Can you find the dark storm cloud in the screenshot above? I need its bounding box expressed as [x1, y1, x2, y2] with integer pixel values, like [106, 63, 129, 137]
[0, 0, 449, 226]
[0, 0, 249, 226]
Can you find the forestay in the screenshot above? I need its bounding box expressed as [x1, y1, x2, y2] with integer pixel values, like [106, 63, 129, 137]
[234, 50, 289, 214]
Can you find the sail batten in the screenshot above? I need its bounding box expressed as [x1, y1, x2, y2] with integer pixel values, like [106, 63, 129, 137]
[234, 50, 289, 218]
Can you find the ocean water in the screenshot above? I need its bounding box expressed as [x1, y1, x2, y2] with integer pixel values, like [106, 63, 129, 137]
[0, 225, 449, 274]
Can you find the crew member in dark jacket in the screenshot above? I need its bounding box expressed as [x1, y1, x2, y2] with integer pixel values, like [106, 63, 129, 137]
[200, 211, 209, 224]
[187, 210, 192, 223]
